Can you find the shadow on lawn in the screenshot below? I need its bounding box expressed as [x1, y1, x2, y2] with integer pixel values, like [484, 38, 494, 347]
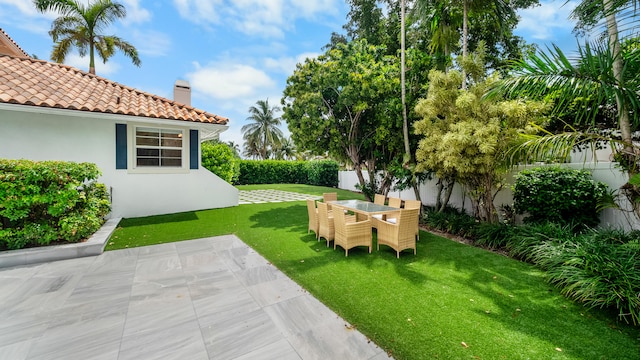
[247, 203, 309, 233]
[118, 211, 199, 227]
[420, 232, 640, 359]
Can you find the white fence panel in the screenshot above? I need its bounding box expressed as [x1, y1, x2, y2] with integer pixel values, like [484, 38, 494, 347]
[338, 162, 640, 230]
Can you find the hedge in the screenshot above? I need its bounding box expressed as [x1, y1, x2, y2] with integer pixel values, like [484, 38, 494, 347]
[236, 159, 338, 187]
[0, 159, 111, 250]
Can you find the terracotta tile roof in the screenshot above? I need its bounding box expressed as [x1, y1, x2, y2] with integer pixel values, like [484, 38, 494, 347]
[0, 54, 228, 125]
[0, 28, 29, 58]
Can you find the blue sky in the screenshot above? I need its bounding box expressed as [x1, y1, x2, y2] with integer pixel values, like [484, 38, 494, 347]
[0, 0, 580, 151]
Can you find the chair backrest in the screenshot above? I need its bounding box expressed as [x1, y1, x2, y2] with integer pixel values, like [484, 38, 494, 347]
[374, 194, 386, 205]
[323, 192, 338, 202]
[397, 208, 420, 238]
[317, 201, 331, 228]
[333, 205, 347, 235]
[307, 199, 317, 221]
[403, 199, 422, 210]
[388, 197, 402, 208]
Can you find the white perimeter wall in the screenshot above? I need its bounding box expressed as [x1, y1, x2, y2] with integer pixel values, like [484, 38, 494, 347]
[339, 162, 640, 231]
[0, 106, 238, 218]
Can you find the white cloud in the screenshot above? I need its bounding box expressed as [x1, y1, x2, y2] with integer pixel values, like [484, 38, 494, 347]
[517, 1, 577, 41]
[132, 30, 171, 57]
[64, 54, 120, 76]
[264, 52, 319, 74]
[120, 0, 152, 24]
[172, 0, 342, 39]
[186, 61, 276, 101]
[173, 0, 223, 24]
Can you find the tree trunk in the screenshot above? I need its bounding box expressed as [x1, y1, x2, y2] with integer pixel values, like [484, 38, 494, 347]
[461, 0, 468, 90]
[400, 0, 410, 155]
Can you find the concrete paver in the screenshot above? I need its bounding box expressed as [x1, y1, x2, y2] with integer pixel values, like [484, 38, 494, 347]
[0, 235, 392, 360]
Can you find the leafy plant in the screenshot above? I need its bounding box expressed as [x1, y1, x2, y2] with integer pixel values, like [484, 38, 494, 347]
[475, 222, 514, 249]
[512, 166, 608, 228]
[201, 141, 240, 184]
[424, 206, 479, 238]
[0, 159, 110, 250]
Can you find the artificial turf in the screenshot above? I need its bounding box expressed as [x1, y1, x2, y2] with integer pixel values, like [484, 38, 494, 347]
[106, 185, 640, 359]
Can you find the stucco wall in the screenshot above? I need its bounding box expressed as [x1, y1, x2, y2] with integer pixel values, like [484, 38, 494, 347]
[0, 105, 238, 218]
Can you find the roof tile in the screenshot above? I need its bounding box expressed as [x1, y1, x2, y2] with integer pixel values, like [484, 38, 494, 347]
[0, 54, 228, 125]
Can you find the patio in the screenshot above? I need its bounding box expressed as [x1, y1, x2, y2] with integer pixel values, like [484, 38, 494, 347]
[0, 234, 391, 360]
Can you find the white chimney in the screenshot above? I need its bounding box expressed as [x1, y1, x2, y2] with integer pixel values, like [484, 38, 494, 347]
[173, 80, 191, 106]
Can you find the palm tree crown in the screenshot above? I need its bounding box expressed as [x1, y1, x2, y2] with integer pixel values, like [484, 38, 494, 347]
[34, 0, 141, 75]
[242, 99, 284, 160]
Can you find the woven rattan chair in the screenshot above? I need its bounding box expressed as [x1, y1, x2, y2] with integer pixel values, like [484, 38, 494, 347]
[306, 199, 319, 239]
[373, 194, 386, 205]
[376, 208, 419, 258]
[333, 205, 372, 256]
[317, 202, 335, 246]
[376, 197, 403, 226]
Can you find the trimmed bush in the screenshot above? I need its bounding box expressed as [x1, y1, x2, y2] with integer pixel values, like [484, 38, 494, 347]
[236, 159, 339, 186]
[513, 166, 608, 228]
[306, 160, 339, 187]
[0, 159, 110, 250]
[201, 142, 240, 184]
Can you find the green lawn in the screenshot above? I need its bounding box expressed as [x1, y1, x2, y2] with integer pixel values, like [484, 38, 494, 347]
[107, 185, 640, 360]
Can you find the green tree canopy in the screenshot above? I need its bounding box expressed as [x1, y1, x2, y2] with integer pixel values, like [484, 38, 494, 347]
[34, 0, 141, 75]
[282, 39, 403, 193]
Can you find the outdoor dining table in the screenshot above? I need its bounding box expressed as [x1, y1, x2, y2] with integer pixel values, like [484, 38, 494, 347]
[329, 199, 399, 220]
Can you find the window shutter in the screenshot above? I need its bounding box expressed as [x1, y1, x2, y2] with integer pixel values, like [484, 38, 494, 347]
[190, 129, 198, 169]
[115, 124, 127, 169]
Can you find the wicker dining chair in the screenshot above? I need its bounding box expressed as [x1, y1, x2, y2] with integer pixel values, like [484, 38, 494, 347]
[373, 194, 386, 205]
[376, 197, 403, 226]
[376, 208, 419, 258]
[333, 205, 372, 256]
[317, 202, 335, 246]
[306, 199, 319, 239]
[323, 192, 338, 210]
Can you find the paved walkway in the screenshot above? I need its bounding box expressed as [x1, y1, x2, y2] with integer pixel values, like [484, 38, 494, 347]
[0, 235, 391, 360]
[238, 190, 321, 204]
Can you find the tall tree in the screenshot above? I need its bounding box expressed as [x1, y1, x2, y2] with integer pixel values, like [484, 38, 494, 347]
[282, 40, 401, 197]
[415, 45, 548, 221]
[242, 99, 284, 160]
[34, 0, 141, 75]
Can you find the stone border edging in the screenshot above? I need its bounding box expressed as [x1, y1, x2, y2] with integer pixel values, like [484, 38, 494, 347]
[0, 217, 121, 268]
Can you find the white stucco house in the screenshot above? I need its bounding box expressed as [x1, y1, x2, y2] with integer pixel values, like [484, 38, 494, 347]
[0, 29, 238, 218]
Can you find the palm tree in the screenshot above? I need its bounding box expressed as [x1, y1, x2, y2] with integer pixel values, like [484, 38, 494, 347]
[34, 0, 141, 75]
[226, 141, 241, 158]
[273, 137, 297, 160]
[242, 99, 284, 160]
[491, 1, 640, 217]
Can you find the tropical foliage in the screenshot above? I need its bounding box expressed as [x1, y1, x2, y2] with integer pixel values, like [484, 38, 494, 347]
[34, 0, 141, 74]
[201, 141, 240, 184]
[0, 159, 110, 250]
[513, 166, 608, 228]
[414, 45, 548, 222]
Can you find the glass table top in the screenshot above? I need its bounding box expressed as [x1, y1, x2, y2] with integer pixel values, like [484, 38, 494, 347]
[329, 200, 398, 214]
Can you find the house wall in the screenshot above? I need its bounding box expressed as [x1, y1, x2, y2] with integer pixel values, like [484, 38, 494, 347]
[0, 106, 238, 218]
[339, 162, 640, 231]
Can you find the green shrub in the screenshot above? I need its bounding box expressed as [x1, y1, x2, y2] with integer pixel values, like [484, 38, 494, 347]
[475, 222, 514, 249]
[512, 166, 608, 228]
[424, 206, 478, 239]
[236, 159, 339, 186]
[201, 142, 240, 184]
[533, 229, 640, 325]
[505, 222, 576, 262]
[306, 160, 339, 187]
[237, 160, 307, 184]
[0, 159, 111, 250]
